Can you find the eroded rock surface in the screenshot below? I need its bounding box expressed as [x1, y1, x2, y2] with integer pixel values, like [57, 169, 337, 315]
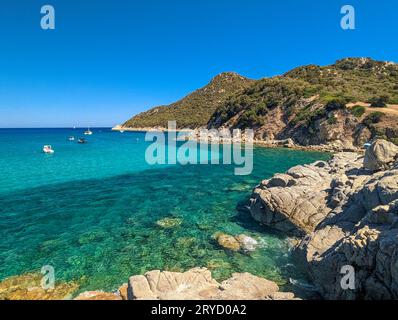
[127, 268, 296, 300]
[249, 152, 363, 236]
[363, 139, 398, 171]
[249, 139, 398, 299]
[74, 291, 123, 300]
[0, 273, 79, 300]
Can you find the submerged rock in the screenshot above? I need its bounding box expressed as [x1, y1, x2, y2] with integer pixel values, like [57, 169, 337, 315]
[235, 234, 259, 252]
[214, 233, 259, 252]
[206, 259, 231, 270]
[0, 273, 79, 300]
[156, 217, 182, 229]
[215, 233, 241, 251]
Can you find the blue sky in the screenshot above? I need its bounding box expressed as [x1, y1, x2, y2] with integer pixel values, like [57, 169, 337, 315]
[0, 0, 397, 127]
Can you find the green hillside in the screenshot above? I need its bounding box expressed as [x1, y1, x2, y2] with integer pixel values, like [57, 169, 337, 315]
[122, 72, 254, 129]
[210, 58, 398, 129]
[121, 58, 398, 146]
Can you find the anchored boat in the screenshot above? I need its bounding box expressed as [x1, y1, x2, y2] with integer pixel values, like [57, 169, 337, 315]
[43, 145, 55, 154]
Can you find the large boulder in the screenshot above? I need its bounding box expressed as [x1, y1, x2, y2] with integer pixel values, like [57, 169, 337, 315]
[127, 268, 296, 300]
[249, 153, 363, 236]
[364, 139, 398, 171]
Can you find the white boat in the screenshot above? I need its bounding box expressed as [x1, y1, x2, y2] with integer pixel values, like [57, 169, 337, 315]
[43, 145, 55, 154]
[68, 136, 75, 141]
[84, 129, 93, 135]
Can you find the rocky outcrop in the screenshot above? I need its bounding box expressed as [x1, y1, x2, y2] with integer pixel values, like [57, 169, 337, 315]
[249, 152, 363, 236]
[1, 267, 293, 301]
[72, 268, 296, 301]
[0, 273, 79, 300]
[364, 139, 398, 171]
[249, 139, 398, 299]
[127, 268, 296, 300]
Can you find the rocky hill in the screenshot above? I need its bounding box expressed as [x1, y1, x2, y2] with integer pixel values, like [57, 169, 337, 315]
[122, 72, 254, 129]
[120, 58, 398, 147]
[209, 58, 398, 147]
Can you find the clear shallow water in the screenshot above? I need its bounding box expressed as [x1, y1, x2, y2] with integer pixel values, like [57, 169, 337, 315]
[0, 128, 329, 293]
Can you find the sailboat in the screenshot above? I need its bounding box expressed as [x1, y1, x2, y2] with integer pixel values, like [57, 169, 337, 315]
[84, 128, 93, 135]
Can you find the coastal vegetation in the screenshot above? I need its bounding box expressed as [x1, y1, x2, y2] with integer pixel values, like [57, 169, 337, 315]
[368, 95, 390, 107]
[122, 72, 254, 128]
[363, 111, 384, 126]
[121, 57, 398, 146]
[349, 105, 366, 118]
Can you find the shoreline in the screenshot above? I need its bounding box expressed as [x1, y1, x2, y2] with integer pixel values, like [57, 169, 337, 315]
[112, 125, 193, 133]
[113, 125, 362, 154]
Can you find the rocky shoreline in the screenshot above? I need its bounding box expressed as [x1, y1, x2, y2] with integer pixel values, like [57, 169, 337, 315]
[111, 125, 191, 133]
[249, 139, 398, 299]
[112, 125, 361, 153]
[0, 268, 298, 300]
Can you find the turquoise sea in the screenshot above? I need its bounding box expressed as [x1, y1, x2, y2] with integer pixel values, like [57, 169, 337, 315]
[0, 128, 329, 294]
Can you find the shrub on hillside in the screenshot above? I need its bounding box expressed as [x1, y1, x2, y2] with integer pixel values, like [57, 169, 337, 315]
[327, 115, 338, 125]
[291, 107, 326, 127]
[350, 105, 366, 118]
[363, 111, 384, 126]
[368, 95, 389, 108]
[325, 98, 349, 111]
